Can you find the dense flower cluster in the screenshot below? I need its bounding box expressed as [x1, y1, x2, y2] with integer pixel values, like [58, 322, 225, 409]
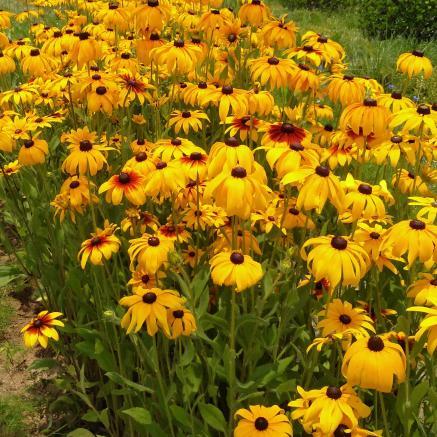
[0, 0, 435, 436]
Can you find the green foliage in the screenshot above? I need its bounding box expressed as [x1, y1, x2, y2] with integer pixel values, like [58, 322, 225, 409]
[278, 0, 355, 9]
[0, 396, 35, 437]
[359, 0, 437, 41]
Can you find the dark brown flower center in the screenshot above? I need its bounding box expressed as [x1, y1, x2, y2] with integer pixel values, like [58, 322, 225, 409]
[228, 33, 237, 43]
[417, 104, 430, 115]
[230, 252, 244, 264]
[303, 45, 314, 52]
[324, 124, 334, 132]
[198, 81, 207, 89]
[190, 152, 202, 161]
[412, 50, 424, 57]
[23, 139, 34, 148]
[334, 424, 349, 437]
[70, 180, 80, 189]
[391, 91, 402, 99]
[156, 161, 167, 170]
[181, 111, 191, 118]
[339, 314, 351, 324]
[121, 52, 130, 59]
[326, 386, 342, 399]
[225, 137, 239, 147]
[173, 39, 184, 48]
[79, 140, 93, 151]
[317, 36, 328, 43]
[409, 219, 425, 230]
[391, 135, 402, 144]
[143, 292, 157, 304]
[289, 207, 299, 215]
[315, 165, 329, 177]
[33, 319, 43, 328]
[78, 32, 90, 40]
[30, 48, 40, 56]
[368, 335, 384, 351]
[96, 86, 107, 95]
[173, 309, 184, 318]
[150, 32, 160, 41]
[267, 56, 279, 65]
[171, 138, 182, 146]
[148, 236, 160, 246]
[429, 279, 437, 286]
[231, 166, 247, 178]
[137, 139, 145, 145]
[343, 75, 354, 80]
[281, 123, 295, 133]
[147, 0, 159, 6]
[118, 172, 131, 184]
[136, 152, 147, 162]
[369, 232, 380, 240]
[290, 143, 304, 151]
[90, 237, 101, 246]
[222, 85, 233, 95]
[254, 417, 268, 431]
[363, 98, 377, 107]
[358, 183, 372, 195]
[331, 236, 348, 250]
[141, 274, 150, 284]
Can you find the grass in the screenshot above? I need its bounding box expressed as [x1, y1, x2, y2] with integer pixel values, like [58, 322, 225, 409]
[272, 2, 437, 100]
[0, 396, 36, 437]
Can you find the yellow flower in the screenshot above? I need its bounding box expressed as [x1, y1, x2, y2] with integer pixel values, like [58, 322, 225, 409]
[377, 91, 415, 113]
[119, 288, 183, 336]
[128, 233, 174, 273]
[325, 74, 366, 107]
[407, 273, 437, 306]
[300, 235, 369, 289]
[234, 405, 291, 437]
[21, 48, 57, 76]
[249, 56, 296, 89]
[340, 98, 391, 137]
[407, 305, 437, 354]
[390, 104, 437, 136]
[408, 196, 437, 223]
[17, 135, 48, 165]
[210, 251, 263, 292]
[397, 50, 433, 79]
[342, 335, 406, 392]
[318, 299, 374, 337]
[69, 32, 102, 68]
[168, 110, 209, 134]
[166, 305, 197, 339]
[78, 224, 121, 269]
[21, 311, 64, 348]
[380, 219, 437, 266]
[238, 0, 270, 27]
[260, 16, 297, 49]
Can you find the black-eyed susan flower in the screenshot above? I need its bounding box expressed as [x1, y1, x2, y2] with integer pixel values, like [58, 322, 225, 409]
[408, 196, 437, 223]
[168, 110, 209, 135]
[318, 299, 374, 337]
[69, 32, 102, 68]
[342, 335, 406, 392]
[407, 273, 437, 306]
[260, 121, 310, 148]
[342, 174, 393, 221]
[208, 137, 254, 177]
[247, 84, 275, 116]
[117, 73, 154, 106]
[340, 98, 391, 137]
[0, 50, 16, 74]
[234, 405, 292, 437]
[128, 268, 163, 291]
[61, 127, 111, 175]
[393, 169, 430, 196]
[128, 233, 174, 273]
[377, 91, 414, 113]
[397, 50, 433, 79]
[204, 165, 271, 219]
[224, 115, 260, 142]
[390, 104, 437, 136]
[285, 44, 325, 67]
[249, 56, 295, 90]
[17, 135, 48, 165]
[134, 0, 172, 33]
[289, 384, 370, 435]
[282, 164, 345, 214]
[119, 288, 183, 336]
[78, 223, 121, 269]
[21, 311, 64, 348]
[151, 39, 202, 74]
[325, 74, 366, 107]
[407, 305, 437, 354]
[288, 63, 320, 92]
[152, 137, 201, 161]
[200, 84, 248, 122]
[87, 84, 119, 114]
[302, 31, 345, 62]
[372, 135, 415, 167]
[380, 219, 437, 266]
[300, 235, 369, 289]
[158, 223, 190, 243]
[260, 16, 297, 49]
[21, 48, 57, 76]
[99, 168, 146, 206]
[1, 160, 20, 176]
[166, 305, 197, 339]
[144, 161, 187, 201]
[60, 175, 97, 207]
[217, 17, 246, 47]
[210, 251, 263, 292]
[238, 0, 270, 27]
[213, 228, 262, 255]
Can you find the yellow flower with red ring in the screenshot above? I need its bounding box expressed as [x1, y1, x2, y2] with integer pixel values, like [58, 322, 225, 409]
[21, 310, 64, 349]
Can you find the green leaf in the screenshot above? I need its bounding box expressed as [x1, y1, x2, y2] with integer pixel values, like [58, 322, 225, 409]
[105, 371, 154, 394]
[121, 407, 152, 426]
[28, 358, 58, 370]
[66, 428, 95, 437]
[411, 381, 428, 409]
[170, 405, 191, 428]
[198, 403, 226, 432]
